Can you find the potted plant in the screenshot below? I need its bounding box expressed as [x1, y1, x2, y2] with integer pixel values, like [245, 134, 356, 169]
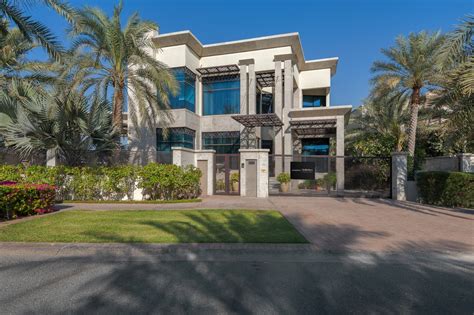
[316, 178, 324, 191]
[277, 172, 291, 193]
[230, 172, 239, 192]
[322, 172, 337, 192]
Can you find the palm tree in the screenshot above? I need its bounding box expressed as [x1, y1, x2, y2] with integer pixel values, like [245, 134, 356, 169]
[68, 1, 177, 135]
[0, 79, 117, 165]
[0, 0, 75, 60]
[431, 16, 473, 152]
[347, 90, 410, 155]
[371, 32, 445, 156]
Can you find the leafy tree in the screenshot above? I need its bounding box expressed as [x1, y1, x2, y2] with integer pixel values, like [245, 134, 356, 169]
[371, 32, 445, 156]
[67, 1, 177, 134]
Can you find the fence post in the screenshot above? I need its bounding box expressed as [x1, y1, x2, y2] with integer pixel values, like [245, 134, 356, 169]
[391, 152, 408, 201]
[457, 153, 473, 173]
[46, 148, 57, 167]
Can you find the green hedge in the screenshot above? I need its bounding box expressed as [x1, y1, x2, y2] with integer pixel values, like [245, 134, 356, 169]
[0, 183, 56, 219]
[416, 171, 474, 208]
[0, 164, 202, 201]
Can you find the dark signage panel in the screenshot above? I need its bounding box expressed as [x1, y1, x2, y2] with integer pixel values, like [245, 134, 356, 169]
[290, 162, 315, 180]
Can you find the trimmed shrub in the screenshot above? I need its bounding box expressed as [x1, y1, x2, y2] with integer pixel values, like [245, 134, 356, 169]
[0, 164, 201, 201]
[138, 163, 201, 200]
[416, 171, 474, 208]
[0, 182, 56, 219]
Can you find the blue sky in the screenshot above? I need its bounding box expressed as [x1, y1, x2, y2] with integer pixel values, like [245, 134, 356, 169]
[29, 0, 472, 107]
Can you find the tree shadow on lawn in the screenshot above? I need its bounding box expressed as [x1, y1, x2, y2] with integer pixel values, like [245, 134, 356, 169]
[1, 223, 472, 314]
[84, 211, 307, 244]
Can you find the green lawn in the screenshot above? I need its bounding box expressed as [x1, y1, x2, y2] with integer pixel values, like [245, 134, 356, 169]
[0, 210, 307, 243]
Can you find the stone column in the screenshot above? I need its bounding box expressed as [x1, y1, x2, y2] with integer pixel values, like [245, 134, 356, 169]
[248, 62, 256, 114]
[172, 148, 215, 196]
[46, 148, 57, 167]
[273, 60, 283, 176]
[391, 152, 408, 201]
[195, 150, 216, 196]
[239, 149, 269, 198]
[239, 63, 248, 115]
[457, 153, 473, 173]
[335, 115, 345, 195]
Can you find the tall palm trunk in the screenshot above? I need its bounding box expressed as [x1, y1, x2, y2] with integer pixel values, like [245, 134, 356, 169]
[407, 87, 421, 156]
[112, 81, 124, 134]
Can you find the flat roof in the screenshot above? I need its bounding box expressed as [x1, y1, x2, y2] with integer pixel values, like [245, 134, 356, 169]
[153, 31, 338, 75]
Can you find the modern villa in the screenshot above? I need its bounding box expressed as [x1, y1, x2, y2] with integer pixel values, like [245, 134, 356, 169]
[127, 30, 352, 197]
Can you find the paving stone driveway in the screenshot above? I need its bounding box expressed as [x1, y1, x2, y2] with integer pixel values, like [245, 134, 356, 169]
[57, 196, 474, 253]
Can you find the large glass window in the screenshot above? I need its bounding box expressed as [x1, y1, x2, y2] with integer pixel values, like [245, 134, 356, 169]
[202, 131, 240, 154]
[302, 138, 329, 155]
[303, 95, 326, 108]
[203, 77, 240, 115]
[169, 68, 196, 112]
[257, 91, 273, 114]
[157, 128, 195, 152]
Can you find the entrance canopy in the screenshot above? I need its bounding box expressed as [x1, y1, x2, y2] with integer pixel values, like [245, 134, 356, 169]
[231, 113, 283, 128]
[290, 119, 336, 138]
[288, 106, 352, 138]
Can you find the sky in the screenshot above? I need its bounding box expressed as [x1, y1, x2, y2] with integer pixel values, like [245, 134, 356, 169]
[28, 0, 472, 108]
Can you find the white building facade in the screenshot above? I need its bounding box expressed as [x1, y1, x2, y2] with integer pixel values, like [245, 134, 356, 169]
[128, 30, 352, 197]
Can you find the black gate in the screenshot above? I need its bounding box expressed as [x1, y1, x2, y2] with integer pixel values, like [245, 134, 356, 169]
[269, 155, 392, 198]
[215, 154, 240, 195]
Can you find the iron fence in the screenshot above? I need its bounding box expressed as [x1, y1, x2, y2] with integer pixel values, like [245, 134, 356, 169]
[0, 149, 172, 167]
[269, 155, 391, 198]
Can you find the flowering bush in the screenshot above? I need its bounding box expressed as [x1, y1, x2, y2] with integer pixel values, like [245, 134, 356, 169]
[0, 183, 56, 219]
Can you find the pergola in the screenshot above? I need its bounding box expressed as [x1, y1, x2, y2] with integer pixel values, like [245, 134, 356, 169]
[289, 119, 337, 138]
[231, 113, 284, 149]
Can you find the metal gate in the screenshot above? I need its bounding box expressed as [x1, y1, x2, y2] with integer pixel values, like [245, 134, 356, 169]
[269, 155, 392, 198]
[215, 154, 240, 195]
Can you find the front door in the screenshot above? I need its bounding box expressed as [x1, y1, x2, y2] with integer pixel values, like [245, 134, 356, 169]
[245, 159, 257, 197]
[215, 154, 240, 195]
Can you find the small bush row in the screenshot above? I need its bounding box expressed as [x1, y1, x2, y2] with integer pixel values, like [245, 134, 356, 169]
[0, 182, 56, 219]
[416, 171, 474, 208]
[0, 163, 202, 201]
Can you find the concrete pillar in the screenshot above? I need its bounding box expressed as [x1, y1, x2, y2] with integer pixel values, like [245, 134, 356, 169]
[172, 147, 215, 196]
[273, 60, 283, 176]
[239, 64, 248, 115]
[46, 148, 57, 167]
[284, 59, 293, 109]
[391, 152, 408, 201]
[248, 63, 256, 114]
[457, 153, 473, 173]
[335, 115, 345, 194]
[239, 149, 269, 198]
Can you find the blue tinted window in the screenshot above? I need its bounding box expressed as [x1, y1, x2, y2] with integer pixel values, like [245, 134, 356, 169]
[169, 68, 196, 112]
[203, 78, 240, 115]
[303, 95, 326, 108]
[202, 132, 240, 154]
[157, 128, 195, 152]
[302, 138, 329, 155]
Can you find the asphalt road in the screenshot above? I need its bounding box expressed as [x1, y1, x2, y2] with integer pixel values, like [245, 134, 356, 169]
[1, 244, 473, 314]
